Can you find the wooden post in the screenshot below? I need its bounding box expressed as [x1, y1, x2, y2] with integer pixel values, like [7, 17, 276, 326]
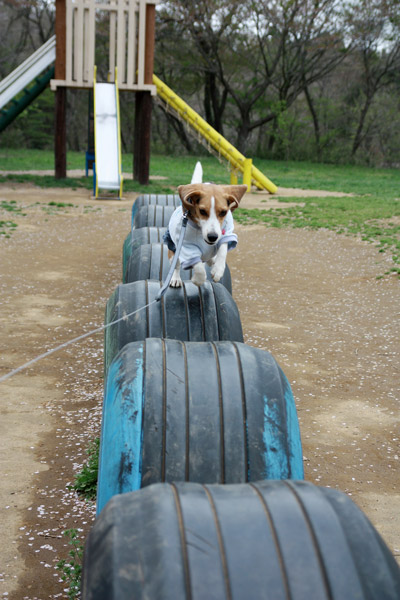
[134, 92, 152, 184]
[133, 2, 156, 184]
[55, 0, 67, 178]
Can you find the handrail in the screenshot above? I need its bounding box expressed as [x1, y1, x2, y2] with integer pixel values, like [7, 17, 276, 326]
[0, 36, 56, 109]
[153, 74, 277, 193]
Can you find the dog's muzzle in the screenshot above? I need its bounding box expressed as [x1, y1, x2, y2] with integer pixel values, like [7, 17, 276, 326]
[206, 233, 219, 245]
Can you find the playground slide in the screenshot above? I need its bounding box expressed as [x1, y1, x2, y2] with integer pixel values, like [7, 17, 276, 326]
[0, 36, 55, 109]
[153, 74, 277, 194]
[93, 70, 123, 198]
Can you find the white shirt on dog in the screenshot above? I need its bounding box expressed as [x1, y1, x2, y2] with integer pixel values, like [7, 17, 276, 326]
[165, 206, 238, 270]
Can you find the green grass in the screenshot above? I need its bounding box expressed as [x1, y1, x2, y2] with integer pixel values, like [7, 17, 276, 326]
[1, 149, 400, 196]
[56, 529, 84, 599]
[72, 437, 99, 501]
[236, 195, 400, 272]
[0, 199, 26, 236]
[1, 149, 399, 273]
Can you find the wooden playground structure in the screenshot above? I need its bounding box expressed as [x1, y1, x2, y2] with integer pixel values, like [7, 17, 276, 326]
[51, 0, 158, 183]
[0, 0, 278, 192]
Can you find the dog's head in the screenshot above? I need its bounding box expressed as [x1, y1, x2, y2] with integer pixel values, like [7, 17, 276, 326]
[177, 183, 247, 245]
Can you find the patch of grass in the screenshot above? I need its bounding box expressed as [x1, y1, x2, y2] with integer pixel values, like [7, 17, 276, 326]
[256, 159, 400, 198]
[0, 199, 27, 236]
[41, 201, 77, 214]
[0, 220, 18, 237]
[236, 194, 400, 272]
[56, 529, 84, 599]
[48, 201, 75, 208]
[0, 199, 26, 214]
[0, 173, 91, 189]
[72, 438, 99, 501]
[0, 148, 84, 171]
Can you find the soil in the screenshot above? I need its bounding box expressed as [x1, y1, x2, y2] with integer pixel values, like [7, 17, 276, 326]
[0, 182, 399, 599]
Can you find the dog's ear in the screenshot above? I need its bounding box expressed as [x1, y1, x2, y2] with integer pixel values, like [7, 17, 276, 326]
[178, 184, 202, 212]
[222, 184, 247, 212]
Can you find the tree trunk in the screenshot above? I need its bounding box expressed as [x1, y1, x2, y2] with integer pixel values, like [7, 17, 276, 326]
[351, 94, 373, 158]
[204, 72, 225, 135]
[303, 85, 322, 160]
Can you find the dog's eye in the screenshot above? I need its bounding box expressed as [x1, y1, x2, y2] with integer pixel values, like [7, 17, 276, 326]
[219, 210, 227, 218]
[199, 209, 208, 217]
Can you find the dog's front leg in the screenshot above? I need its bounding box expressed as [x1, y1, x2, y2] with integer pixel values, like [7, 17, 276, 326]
[191, 262, 207, 287]
[210, 243, 227, 282]
[168, 252, 182, 288]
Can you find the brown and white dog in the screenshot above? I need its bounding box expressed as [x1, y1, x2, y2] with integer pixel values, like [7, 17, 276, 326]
[163, 163, 247, 287]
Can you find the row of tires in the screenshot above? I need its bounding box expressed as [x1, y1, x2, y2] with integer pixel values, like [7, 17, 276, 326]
[82, 194, 400, 599]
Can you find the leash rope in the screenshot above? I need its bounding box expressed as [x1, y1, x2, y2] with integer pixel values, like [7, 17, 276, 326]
[0, 299, 158, 384]
[156, 210, 189, 301]
[0, 211, 189, 383]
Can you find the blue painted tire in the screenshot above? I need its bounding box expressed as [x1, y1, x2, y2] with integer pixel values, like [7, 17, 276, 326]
[131, 194, 180, 225]
[97, 339, 303, 513]
[104, 280, 243, 374]
[122, 227, 167, 282]
[133, 205, 176, 229]
[85, 480, 400, 599]
[124, 243, 233, 293]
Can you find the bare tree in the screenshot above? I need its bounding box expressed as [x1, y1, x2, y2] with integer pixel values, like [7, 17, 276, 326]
[158, 0, 351, 153]
[345, 0, 400, 157]
[0, 0, 54, 75]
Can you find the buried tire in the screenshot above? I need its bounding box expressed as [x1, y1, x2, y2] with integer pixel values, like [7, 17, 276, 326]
[133, 205, 176, 229]
[97, 338, 303, 512]
[122, 227, 167, 282]
[131, 194, 180, 225]
[125, 243, 232, 293]
[84, 480, 400, 600]
[104, 280, 243, 374]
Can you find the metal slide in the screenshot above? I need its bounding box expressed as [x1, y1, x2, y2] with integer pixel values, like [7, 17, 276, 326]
[93, 68, 123, 199]
[153, 74, 277, 194]
[0, 36, 56, 132]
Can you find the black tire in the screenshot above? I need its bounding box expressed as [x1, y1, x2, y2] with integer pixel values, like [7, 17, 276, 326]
[104, 280, 243, 374]
[133, 205, 176, 229]
[97, 339, 303, 512]
[131, 194, 180, 225]
[122, 227, 167, 282]
[125, 243, 233, 293]
[84, 480, 400, 600]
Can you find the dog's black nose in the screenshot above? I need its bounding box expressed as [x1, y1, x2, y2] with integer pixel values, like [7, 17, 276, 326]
[207, 233, 219, 244]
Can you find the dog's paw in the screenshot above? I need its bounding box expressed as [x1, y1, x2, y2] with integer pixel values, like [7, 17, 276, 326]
[211, 262, 225, 282]
[170, 274, 182, 288]
[191, 264, 207, 287]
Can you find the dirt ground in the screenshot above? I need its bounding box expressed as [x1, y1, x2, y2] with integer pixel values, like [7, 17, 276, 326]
[0, 182, 399, 599]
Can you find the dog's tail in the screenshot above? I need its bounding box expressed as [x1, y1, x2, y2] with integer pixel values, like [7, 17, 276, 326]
[191, 161, 203, 184]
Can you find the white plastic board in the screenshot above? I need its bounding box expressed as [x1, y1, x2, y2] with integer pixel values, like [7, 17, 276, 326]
[95, 82, 121, 190]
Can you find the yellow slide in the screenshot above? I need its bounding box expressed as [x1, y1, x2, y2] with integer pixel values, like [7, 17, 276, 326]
[153, 74, 277, 194]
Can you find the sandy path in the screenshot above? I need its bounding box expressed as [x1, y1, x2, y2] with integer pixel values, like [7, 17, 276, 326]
[0, 184, 399, 598]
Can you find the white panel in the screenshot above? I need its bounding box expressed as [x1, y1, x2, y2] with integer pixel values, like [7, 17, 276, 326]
[0, 38, 56, 109]
[66, 2, 73, 83]
[116, 0, 126, 84]
[74, 1, 84, 84]
[137, 0, 146, 86]
[95, 83, 120, 190]
[126, 0, 137, 86]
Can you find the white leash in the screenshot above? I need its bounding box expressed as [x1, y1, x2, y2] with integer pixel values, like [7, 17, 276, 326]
[156, 210, 189, 301]
[0, 299, 157, 384]
[0, 212, 189, 384]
